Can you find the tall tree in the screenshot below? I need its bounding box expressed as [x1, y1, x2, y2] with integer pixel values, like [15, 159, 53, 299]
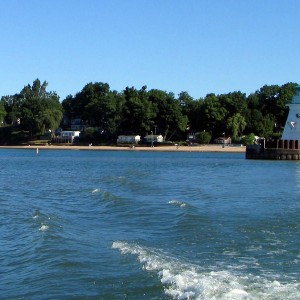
[178, 91, 201, 134]
[120, 86, 155, 135]
[148, 89, 188, 140]
[200, 93, 228, 138]
[19, 79, 63, 136]
[178, 91, 194, 115]
[83, 83, 120, 133]
[226, 113, 246, 140]
[182, 98, 205, 133]
[255, 84, 281, 117]
[245, 108, 264, 135]
[62, 82, 123, 137]
[219, 91, 248, 116]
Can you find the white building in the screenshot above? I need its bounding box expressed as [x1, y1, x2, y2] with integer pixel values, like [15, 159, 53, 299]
[281, 86, 300, 140]
[53, 131, 81, 143]
[214, 136, 231, 144]
[117, 135, 141, 144]
[144, 134, 164, 143]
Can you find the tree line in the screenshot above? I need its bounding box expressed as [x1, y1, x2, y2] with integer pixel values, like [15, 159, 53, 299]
[0, 79, 298, 144]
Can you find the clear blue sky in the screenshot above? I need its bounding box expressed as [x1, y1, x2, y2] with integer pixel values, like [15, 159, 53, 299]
[1, 0, 300, 100]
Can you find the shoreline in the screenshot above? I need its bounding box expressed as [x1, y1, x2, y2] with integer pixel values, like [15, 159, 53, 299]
[0, 144, 246, 153]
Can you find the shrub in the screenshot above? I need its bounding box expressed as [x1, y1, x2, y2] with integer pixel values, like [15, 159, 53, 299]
[241, 133, 256, 145]
[195, 131, 212, 144]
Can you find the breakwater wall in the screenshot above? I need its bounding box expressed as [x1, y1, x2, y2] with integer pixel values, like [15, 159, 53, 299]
[246, 139, 300, 160]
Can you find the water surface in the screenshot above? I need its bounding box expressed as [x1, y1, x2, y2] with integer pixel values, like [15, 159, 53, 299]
[1, 149, 299, 299]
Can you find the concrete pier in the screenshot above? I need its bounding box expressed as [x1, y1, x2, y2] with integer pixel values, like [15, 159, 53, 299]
[246, 139, 300, 160]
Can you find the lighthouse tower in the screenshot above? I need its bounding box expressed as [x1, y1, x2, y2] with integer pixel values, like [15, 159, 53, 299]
[281, 86, 300, 140]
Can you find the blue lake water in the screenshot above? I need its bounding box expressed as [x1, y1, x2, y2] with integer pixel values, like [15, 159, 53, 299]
[1, 149, 299, 299]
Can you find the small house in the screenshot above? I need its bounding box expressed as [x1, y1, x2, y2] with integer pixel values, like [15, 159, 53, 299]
[53, 131, 81, 143]
[117, 135, 141, 144]
[214, 136, 232, 144]
[144, 134, 164, 144]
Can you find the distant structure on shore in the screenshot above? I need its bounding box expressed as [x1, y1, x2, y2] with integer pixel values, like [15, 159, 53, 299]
[246, 86, 300, 160]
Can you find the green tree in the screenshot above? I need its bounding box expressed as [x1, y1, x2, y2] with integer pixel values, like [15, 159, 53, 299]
[184, 99, 205, 133]
[247, 93, 260, 110]
[1, 94, 23, 126]
[245, 108, 264, 135]
[148, 89, 188, 140]
[62, 95, 77, 120]
[219, 91, 247, 116]
[195, 131, 211, 144]
[83, 82, 121, 135]
[178, 91, 194, 115]
[120, 86, 155, 135]
[62, 82, 123, 138]
[19, 79, 63, 136]
[246, 109, 275, 138]
[226, 113, 246, 140]
[178, 91, 204, 134]
[0, 101, 6, 125]
[201, 93, 228, 137]
[256, 84, 280, 113]
[260, 114, 276, 138]
[241, 133, 256, 145]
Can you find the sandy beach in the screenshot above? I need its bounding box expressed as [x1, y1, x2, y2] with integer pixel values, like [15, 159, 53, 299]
[0, 144, 246, 153]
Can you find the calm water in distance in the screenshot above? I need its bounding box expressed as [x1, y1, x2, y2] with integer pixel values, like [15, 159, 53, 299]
[1, 149, 299, 299]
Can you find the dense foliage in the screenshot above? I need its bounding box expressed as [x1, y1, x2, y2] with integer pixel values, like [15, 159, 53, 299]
[0, 79, 298, 145]
[1, 79, 62, 137]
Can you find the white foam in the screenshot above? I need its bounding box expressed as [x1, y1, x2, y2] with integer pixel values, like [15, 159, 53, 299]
[271, 280, 281, 287]
[168, 200, 187, 208]
[92, 188, 101, 193]
[112, 241, 300, 300]
[225, 289, 248, 298]
[39, 224, 49, 231]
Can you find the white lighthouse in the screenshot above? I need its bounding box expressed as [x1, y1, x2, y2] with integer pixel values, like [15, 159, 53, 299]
[281, 86, 300, 140]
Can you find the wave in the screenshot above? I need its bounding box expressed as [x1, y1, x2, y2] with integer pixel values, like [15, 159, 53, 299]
[32, 210, 51, 232]
[32, 210, 64, 236]
[101, 174, 149, 191]
[168, 200, 188, 208]
[112, 241, 300, 300]
[90, 188, 125, 204]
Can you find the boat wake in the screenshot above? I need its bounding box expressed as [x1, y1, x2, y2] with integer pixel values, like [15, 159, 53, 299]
[112, 241, 300, 300]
